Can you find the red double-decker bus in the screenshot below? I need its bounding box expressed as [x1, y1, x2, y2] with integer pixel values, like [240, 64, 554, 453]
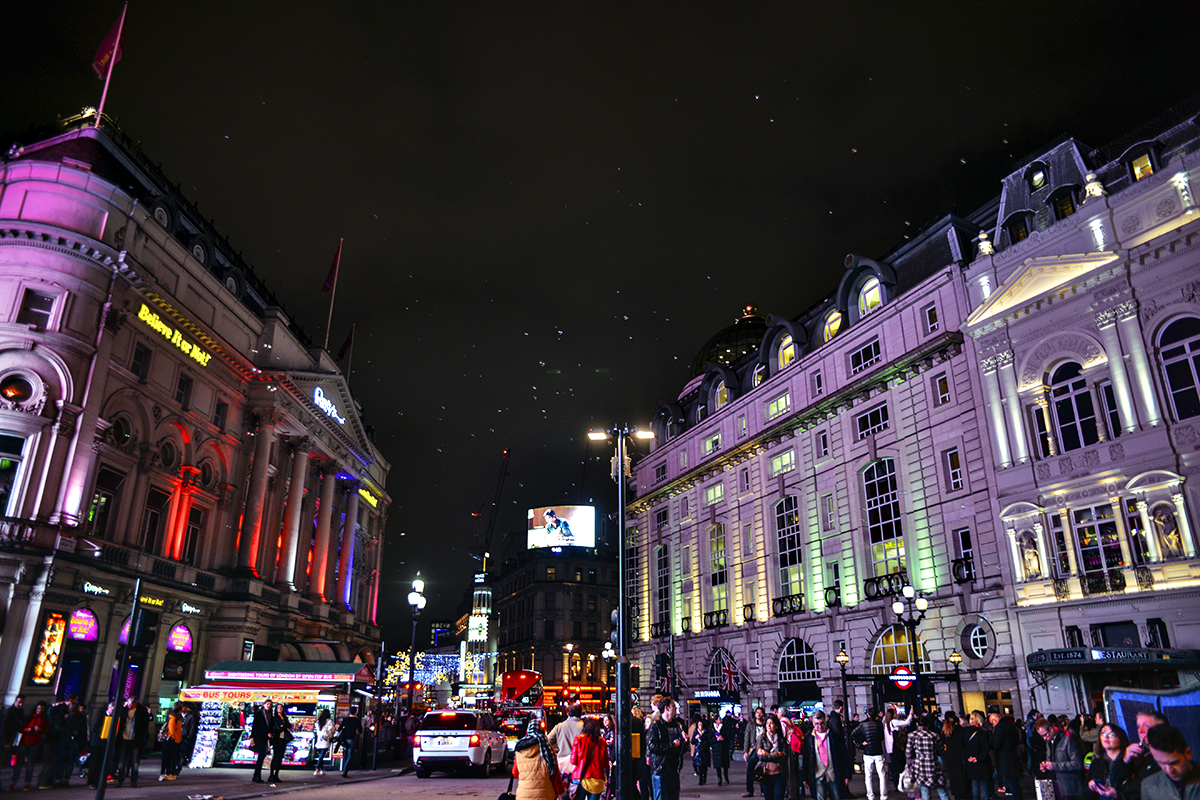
[498, 670, 544, 707]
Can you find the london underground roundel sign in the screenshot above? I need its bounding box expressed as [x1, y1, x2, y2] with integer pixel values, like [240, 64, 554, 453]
[889, 666, 915, 690]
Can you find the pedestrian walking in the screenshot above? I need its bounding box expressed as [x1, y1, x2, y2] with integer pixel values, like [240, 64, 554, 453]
[335, 707, 362, 777]
[313, 709, 335, 775]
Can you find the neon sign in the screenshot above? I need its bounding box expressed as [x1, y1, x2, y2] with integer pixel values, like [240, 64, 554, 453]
[83, 581, 110, 596]
[32, 613, 66, 684]
[181, 602, 202, 615]
[166, 624, 193, 653]
[136, 304, 212, 367]
[67, 609, 100, 642]
[141, 596, 165, 607]
[313, 386, 345, 424]
[357, 487, 378, 508]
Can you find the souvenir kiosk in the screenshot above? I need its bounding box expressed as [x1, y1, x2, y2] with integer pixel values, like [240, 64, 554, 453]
[180, 661, 375, 770]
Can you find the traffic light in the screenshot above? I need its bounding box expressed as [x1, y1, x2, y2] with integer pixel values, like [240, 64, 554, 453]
[630, 664, 640, 690]
[654, 652, 669, 679]
[131, 608, 159, 649]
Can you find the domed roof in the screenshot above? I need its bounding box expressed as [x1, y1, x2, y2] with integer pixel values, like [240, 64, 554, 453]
[690, 304, 767, 377]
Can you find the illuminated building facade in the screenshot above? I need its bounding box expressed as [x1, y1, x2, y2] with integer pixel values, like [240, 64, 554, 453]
[963, 101, 1200, 711]
[494, 545, 620, 709]
[0, 116, 391, 713]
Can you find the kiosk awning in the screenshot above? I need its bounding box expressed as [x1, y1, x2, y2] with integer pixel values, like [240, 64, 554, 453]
[181, 683, 337, 703]
[1026, 648, 1200, 672]
[205, 660, 374, 683]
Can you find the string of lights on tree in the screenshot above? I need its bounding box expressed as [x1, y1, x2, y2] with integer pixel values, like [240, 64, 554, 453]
[385, 651, 498, 686]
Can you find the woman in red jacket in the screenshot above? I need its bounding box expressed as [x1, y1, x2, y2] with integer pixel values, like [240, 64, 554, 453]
[570, 718, 610, 800]
[10, 701, 48, 791]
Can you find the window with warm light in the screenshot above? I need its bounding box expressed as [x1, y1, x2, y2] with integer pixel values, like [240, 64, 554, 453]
[1131, 152, 1154, 181]
[822, 310, 842, 342]
[709, 525, 728, 613]
[703, 432, 720, 456]
[776, 496, 803, 597]
[771, 449, 795, 477]
[865, 458, 905, 577]
[858, 277, 883, 317]
[766, 391, 790, 420]
[778, 334, 796, 369]
[705, 481, 724, 506]
[714, 379, 729, 409]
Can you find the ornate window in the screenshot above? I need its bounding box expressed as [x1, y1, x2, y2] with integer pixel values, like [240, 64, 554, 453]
[822, 310, 842, 343]
[714, 380, 729, 410]
[965, 624, 990, 659]
[776, 496, 803, 597]
[1049, 361, 1099, 452]
[1073, 504, 1124, 575]
[0, 434, 26, 517]
[655, 545, 671, 625]
[858, 277, 883, 318]
[778, 335, 797, 369]
[709, 525, 728, 613]
[870, 624, 930, 674]
[778, 638, 820, 683]
[1160, 317, 1200, 420]
[865, 459, 905, 577]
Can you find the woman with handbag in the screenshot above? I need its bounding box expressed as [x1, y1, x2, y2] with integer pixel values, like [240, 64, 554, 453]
[514, 717, 564, 800]
[10, 701, 48, 791]
[313, 709, 335, 776]
[268, 706, 292, 783]
[570, 718, 609, 800]
[757, 714, 790, 800]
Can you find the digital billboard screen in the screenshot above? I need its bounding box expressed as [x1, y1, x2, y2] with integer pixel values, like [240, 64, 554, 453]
[527, 505, 595, 549]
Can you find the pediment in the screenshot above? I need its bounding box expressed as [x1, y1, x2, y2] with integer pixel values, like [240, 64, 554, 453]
[283, 372, 373, 464]
[966, 252, 1119, 330]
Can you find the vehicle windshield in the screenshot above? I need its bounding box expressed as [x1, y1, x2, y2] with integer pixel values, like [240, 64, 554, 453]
[422, 712, 477, 731]
[499, 713, 532, 736]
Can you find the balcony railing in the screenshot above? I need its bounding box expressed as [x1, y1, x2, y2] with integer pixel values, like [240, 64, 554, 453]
[1053, 578, 1072, 600]
[0, 517, 36, 551]
[824, 585, 842, 608]
[1135, 566, 1154, 590]
[703, 609, 729, 629]
[951, 556, 976, 584]
[1080, 569, 1126, 597]
[772, 593, 806, 617]
[743, 603, 755, 622]
[650, 621, 671, 638]
[862, 572, 908, 600]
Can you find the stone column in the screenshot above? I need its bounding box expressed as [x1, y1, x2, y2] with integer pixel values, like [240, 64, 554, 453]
[981, 358, 1012, 468]
[276, 439, 310, 591]
[1006, 528, 1025, 582]
[1036, 393, 1058, 457]
[1095, 308, 1138, 432]
[1136, 500, 1160, 562]
[1087, 381, 1108, 442]
[309, 467, 338, 602]
[338, 485, 359, 609]
[1118, 306, 1161, 427]
[0, 556, 53, 704]
[1058, 510, 1079, 575]
[997, 353, 1028, 463]
[236, 411, 277, 575]
[1110, 501, 1134, 568]
[33, 404, 80, 522]
[1172, 492, 1197, 558]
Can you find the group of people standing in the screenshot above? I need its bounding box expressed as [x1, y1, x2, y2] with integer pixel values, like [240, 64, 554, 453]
[512, 703, 614, 800]
[248, 700, 362, 784]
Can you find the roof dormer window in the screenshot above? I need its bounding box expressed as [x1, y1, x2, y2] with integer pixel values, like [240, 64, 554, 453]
[822, 310, 842, 343]
[1024, 162, 1049, 193]
[1003, 211, 1032, 245]
[1047, 186, 1078, 221]
[778, 334, 796, 369]
[1131, 152, 1154, 181]
[857, 277, 883, 318]
[1121, 141, 1161, 183]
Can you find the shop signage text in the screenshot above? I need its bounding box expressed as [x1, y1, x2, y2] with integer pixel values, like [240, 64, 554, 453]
[137, 304, 212, 367]
[889, 667, 915, 689]
[141, 596, 165, 607]
[83, 581, 110, 596]
[313, 386, 345, 424]
[357, 487, 378, 508]
[181, 602, 203, 615]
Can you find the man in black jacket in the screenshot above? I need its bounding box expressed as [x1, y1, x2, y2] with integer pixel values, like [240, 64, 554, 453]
[648, 698, 686, 800]
[990, 713, 1024, 800]
[336, 708, 362, 778]
[115, 698, 150, 788]
[853, 709, 885, 800]
[1, 695, 24, 782]
[805, 711, 847, 800]
[250, 700, 274, 783]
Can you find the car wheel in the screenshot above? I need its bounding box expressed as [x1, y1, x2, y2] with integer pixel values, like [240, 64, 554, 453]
[480, 750, 493, 777]
[415, 767, 430, 779]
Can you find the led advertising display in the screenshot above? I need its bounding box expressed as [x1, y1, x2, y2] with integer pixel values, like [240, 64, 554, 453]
[527, 505, 595, 549]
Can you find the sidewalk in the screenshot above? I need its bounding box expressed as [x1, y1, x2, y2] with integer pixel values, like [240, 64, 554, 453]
[5, 756, 408, 800]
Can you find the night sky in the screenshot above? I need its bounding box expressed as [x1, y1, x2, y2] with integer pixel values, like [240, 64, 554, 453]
[3, 3, 1196, 648]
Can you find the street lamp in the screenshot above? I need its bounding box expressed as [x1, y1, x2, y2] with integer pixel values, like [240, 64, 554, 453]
[603, 641, 616, 712]
[948, 650, 964, 714]
[588, 424, 654, 800]
[891, 584, 929, 713]
[406, 574, 427, 716]
[835, 649, 850, 713]
[564, 643, 574, 688]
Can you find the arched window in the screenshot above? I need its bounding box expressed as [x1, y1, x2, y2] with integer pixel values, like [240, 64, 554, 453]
[822, 310, 842, 343]
[1050, 361, 1099, 452]
[778, 638, 820, 682]
[753, 365, 766, 387]
[870, 624, 930, 674]
[858, 277, 883, 318]
[714, 380, 729, 410]
[778, 335, 796, 369]
[1160, 317, 1200, 420]
[776, 497, 803, 597]
[709, 525, 728, 612]
[864, 459, 905, 577]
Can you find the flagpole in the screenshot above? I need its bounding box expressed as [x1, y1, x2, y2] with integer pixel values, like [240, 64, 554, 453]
[323, 237, 343, 351]
[345, 323, 356, 377]
[95, 2, 128, 128]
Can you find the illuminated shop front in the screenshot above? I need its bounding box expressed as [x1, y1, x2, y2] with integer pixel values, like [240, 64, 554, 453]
[180, 661, 374, 770]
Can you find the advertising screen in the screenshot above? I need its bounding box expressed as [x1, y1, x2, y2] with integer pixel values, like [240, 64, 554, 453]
[527, 505, 595, 549]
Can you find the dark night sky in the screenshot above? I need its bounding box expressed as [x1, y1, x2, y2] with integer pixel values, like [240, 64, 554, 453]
[3, 3, 1196, 648]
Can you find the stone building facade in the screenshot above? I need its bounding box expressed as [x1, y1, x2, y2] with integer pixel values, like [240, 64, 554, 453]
[0, 115, 391, 715]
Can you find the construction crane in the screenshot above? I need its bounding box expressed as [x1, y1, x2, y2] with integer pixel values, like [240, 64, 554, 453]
[471, 448, 510, 573]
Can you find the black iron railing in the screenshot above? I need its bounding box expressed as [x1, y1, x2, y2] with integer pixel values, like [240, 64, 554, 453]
[703, 609, 729, 629]
[824, 585, 842, 608]
[772, 593, 806, 617]
[1080, 569, 1126, 597]
[951, 556, 976, 584]
[862, 572, 908, 600]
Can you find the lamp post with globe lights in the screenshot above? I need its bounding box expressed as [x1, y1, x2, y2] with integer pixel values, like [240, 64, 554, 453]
[405, 575, 427, 715]
[588, 424, 654, 800]
[948, 650, 964, 714]
[603, 641, 616, 712]
[835, 649, 850, 712]
[891, 584, 929, 712]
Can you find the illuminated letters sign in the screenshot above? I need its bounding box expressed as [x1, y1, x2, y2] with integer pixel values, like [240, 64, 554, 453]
[141, 596, 165, 607]
[67, 608, 100, 642]
[83, 581, 110, 596]
[468, 614, 488, 642]
[357, 487, 379, 508]
[313, 386, 345, 424]
[166, 624, 194, 653]
[136, 304, 212, 367]
[181, 602, 202, 615]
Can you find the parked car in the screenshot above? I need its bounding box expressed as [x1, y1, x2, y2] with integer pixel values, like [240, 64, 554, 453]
[414, 709, 509, 778]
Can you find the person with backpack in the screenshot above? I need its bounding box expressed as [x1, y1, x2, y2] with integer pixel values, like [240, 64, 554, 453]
[853, 708, 886, 800]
